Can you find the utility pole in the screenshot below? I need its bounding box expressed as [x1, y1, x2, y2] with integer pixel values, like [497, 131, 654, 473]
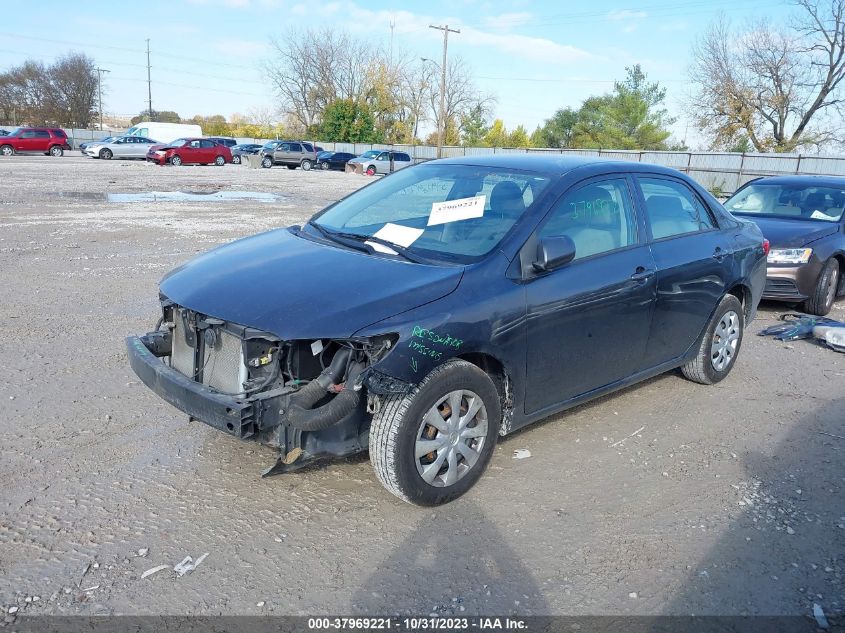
[429, 24, 459, 158]
[146, 38, 153, 119]
[389, 18, 395, 66]
[94, 67, 110, 130]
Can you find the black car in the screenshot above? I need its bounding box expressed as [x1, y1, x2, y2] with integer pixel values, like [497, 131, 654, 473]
[0, 129, 9, 136]
[230, 143, 263, 165]
[207, 136, 237, 148]
[316, 151, 355, 171]
[724, 175, 845, 315]
[127, 156, 767, 505]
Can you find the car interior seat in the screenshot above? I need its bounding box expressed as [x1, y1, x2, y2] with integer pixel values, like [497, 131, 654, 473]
[646, 195, 691, 239]
[773, 189, 802, 216]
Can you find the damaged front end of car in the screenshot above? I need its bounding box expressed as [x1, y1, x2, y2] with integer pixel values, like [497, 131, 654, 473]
[126, 296, 406, 476]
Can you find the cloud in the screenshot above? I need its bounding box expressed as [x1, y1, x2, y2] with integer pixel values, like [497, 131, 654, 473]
[483, 12, 532, 30]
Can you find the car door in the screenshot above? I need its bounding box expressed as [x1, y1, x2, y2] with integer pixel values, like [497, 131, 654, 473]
[32, 130, 51, 152]
[524, 176, 657, 414]
[200, 139, 217, 162]
[185, 139, 202, 163]
[16, 129, 38, 152]
[374, 152, 390, 174]
[111, 138, 129, 157]
[634, 175, 735, 366]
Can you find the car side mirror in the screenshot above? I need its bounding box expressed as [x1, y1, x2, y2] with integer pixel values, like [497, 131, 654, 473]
[533, 235, 576, 272]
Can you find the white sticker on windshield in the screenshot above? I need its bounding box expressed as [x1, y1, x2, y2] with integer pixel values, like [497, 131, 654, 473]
[365, 223, 425, 254]
[427, 195, 486, 226]
[810, 210, 836, 221]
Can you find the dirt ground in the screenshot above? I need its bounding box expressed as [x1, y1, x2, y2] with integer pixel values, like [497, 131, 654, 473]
[0, 154, 843, 620]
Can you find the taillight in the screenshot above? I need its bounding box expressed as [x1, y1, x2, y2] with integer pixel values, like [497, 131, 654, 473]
[762, 239, 770, 256]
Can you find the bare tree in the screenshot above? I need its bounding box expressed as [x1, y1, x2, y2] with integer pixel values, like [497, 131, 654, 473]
[49, 53, 98, 127]
[689, 1, 845, 152]
[401, 59, 436, 140]
[428, 56, 494, 144]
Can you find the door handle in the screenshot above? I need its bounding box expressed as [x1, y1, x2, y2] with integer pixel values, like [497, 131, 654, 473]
[630, 266, 655, 282]
[712, 247, 727, 261]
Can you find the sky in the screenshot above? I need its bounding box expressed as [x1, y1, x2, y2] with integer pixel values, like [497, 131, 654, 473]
[0, 0, 794, 147]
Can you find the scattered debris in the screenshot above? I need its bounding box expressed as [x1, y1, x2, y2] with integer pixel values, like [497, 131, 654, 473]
[77, 562, 91, 587]
[140, 565, 170, 579]
[512, 449, 532, 459]
[136, 548, 149, 557]
[628, 592, 638, 599]
[610, 425, 645, 448]
[81, 585, 99, 592]
[786, 526, 795, 535]
[813, 603, 830, 630]
[173, 552, 209, 577]
[256, 601, 265, 607]
[8, 607, 18, 614]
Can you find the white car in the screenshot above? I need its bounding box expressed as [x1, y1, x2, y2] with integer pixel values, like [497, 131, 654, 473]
[84, 135, 159, 160]
[355, 150, 413, 175]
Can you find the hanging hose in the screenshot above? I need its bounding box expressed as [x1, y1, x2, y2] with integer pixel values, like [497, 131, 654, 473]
[286, 359, 365, 431]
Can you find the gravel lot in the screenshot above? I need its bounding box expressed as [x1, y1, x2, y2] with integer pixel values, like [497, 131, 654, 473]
[0, 154, 843, 620]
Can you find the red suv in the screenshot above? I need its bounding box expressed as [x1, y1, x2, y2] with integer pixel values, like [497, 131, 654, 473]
[0, 128, 71, 157]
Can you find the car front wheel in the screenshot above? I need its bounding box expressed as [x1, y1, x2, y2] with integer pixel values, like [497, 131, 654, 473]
[369, 359, 501, 506]
[366, 165, 377, 176]
[232, 155, 241, 164]
[321, 161, 330, 170]
[0, 145, 13, 156]
[100, 148, 112, 160]
[681, 294, 744, 385]
[301, 159, 312, 170]
[261, 156, 272, 168]
[804, 258, 840, 316]
[170, 155, 182, 166]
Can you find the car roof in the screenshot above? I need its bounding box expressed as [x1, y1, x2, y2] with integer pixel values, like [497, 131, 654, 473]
[745, 174, 845, 188]
[431, 154, 683, 177]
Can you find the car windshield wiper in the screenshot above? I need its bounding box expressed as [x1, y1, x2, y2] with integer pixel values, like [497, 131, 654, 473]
[307, 222, 429, 263]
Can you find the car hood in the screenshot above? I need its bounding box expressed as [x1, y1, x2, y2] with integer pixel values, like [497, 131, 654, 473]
[159, 227, 464, 340]
[741, 216, 839, 248]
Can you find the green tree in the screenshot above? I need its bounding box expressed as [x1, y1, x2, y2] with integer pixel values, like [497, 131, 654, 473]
[483, 119, 508, 147]
[535, 107, 579, 148]
[190, 114, 231, 136]
[507, 124, 530, 147]
[319, 98, 378, 142]
[131, 109, 181, 125]
[572, 65, 674, 150]
[460, 102, 491, 146]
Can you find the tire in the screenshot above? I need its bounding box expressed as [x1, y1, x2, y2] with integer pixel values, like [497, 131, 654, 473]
[261, 156, 272, 168]
[804, 258, 840, 316]
[301, 159, 312, 171]
[366, 165, 377, 176]
[321, 161, 330, 170]
[49, 145, 63, 157]
[286, 164, 297, 170]
[369, 359, 501, 506]
[0, 145, 13, 156]
[681, 294, 744, 385]
[100, 148, 112, 160]
[170, 155, 182, 166]
[232, 155, 241, 164]
[215, 155, 225, 166]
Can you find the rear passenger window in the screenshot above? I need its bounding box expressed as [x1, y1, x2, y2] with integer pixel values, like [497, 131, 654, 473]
[290, 143, 302, 152]
[539, 179, 638, 260]
[34, 130, 50, 138]
[638, 177, 716, 239]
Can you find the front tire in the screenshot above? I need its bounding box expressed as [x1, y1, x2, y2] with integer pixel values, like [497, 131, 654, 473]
[100, 148, 112, 160]
[804, 259, 840, 316]
[369, 359, 501, 506]
[0, 145, 13, 156]
[261, 156, 272, 168]
[170, 155, 182, 166]
[301, 159, 312, 171]
[681, 294, 744, 385]
[366, 165, 377, 176]
[232, 155, 241, 164]
[321, 161, 330, 170]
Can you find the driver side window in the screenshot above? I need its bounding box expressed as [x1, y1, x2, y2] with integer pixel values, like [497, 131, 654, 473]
[539, 179, 638, 261]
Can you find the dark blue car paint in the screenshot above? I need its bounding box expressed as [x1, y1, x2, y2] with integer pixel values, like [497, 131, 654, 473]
[146, 156, 766, 445]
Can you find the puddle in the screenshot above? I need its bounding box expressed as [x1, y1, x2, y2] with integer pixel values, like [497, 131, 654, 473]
[107, 191, 282, 203]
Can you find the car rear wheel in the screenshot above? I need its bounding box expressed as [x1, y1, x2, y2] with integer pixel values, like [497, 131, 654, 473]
[170, 155, 182, 166]
[0, 145, 13, 156]
[49, 145, 63, 157]
[232, 155, 241, 164]
[366, 165, 377, 176]
[215, 155, 225, 166]
[261, 156, 272, 168]
[100, 148, 112, 160]
[321, 161, 330, 170]
[369, 359, 501, 506]
[301, 159, 312, 171]
[804, 258, 840, 316]
[681, 294, 744, 385]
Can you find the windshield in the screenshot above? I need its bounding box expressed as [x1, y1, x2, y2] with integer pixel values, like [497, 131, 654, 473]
[169, 138, 188, 146]
[726, 183, 845, 223]
[311, 164, 552, 262]
[356, 150, 379, 160]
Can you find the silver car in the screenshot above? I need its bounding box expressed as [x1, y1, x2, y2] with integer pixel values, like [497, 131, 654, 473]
[355, 150, 412, 175]
[84, 135, 159, 160]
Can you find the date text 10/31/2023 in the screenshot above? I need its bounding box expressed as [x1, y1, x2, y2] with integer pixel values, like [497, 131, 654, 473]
[307, 616, 528, 630]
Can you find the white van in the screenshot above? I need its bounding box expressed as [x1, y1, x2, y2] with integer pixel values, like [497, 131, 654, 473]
[124, 122, 202, 144]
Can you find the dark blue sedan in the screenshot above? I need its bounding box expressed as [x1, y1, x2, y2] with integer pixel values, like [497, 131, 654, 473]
[127, 155, 767, 505]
